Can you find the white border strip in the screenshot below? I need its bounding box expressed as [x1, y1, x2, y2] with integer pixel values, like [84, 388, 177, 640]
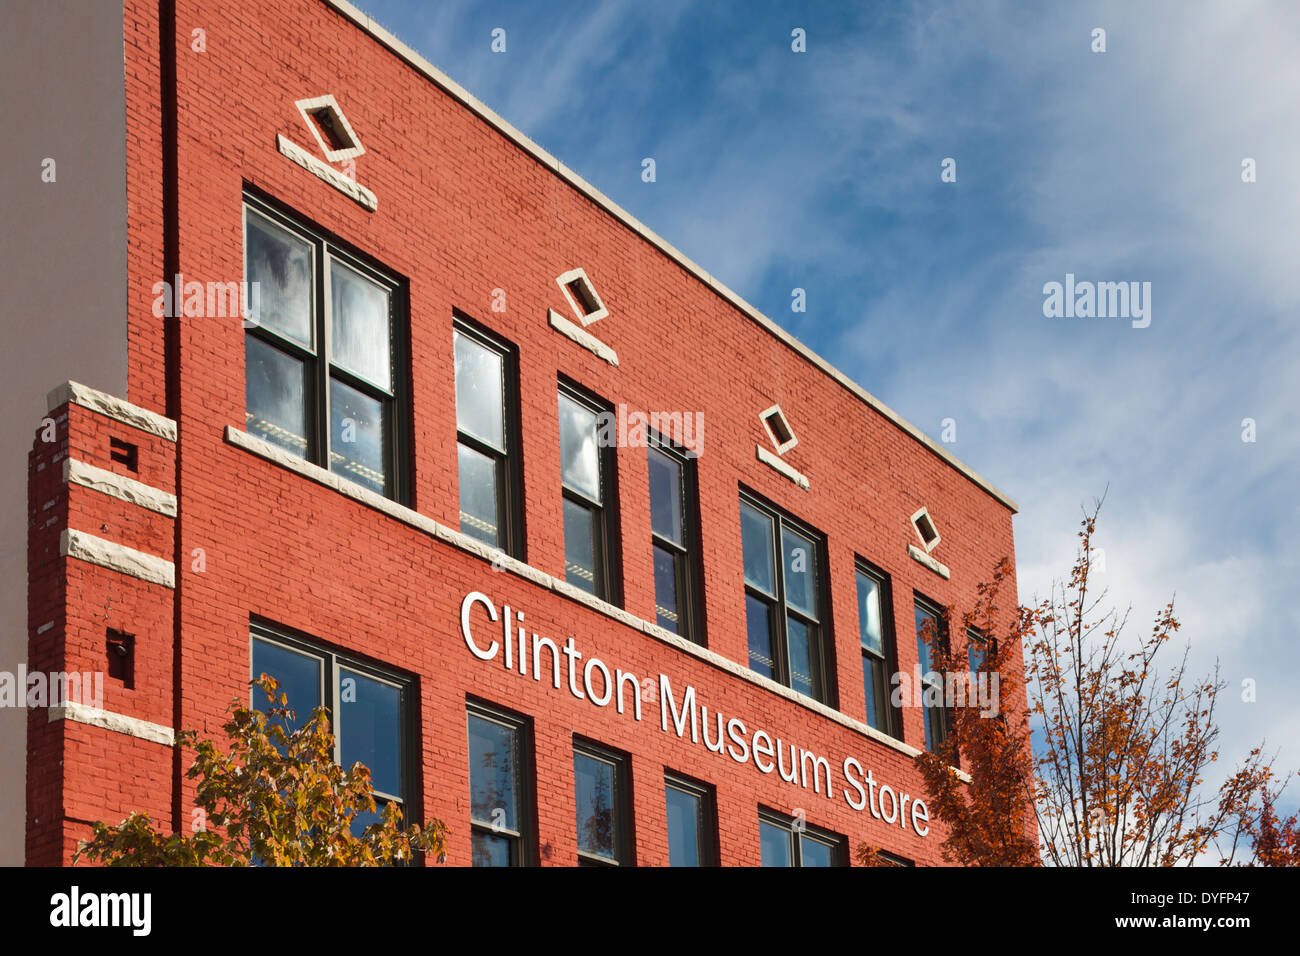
[756, 445, 810, 491]
[277, 134, 378, 211]
[908, 544, 952, 580]
[60, 529, 176, 589]
[226, 425, 924, 761]
[46, 381, 176, 442]
[48, 701, 175, 746]
[322, 0, 1016, 514]
[548, 309, 618, 366]
[64, 459, 178, 517]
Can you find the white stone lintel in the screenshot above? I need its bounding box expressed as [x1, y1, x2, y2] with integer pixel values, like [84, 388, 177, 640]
[756, 445, 810, 491]
[548, 309, 618, 366]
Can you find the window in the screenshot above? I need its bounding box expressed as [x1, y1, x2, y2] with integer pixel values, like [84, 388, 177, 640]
[250, 628, 414, 836]
[558, 384, 619, 602]
[758, 810, 845, 867]
[856, 563, 900, 738]
[453, 318, 521, 555]
[467, 702, 534, 866]
[739, 493, 832, 704]
[875, 850, 915, 867]
[911, 506, 940, 552]
[648, 436, 702, 642]
[915, 597, 950, 752]
[967, 627, 994, 672]
[573, 740, 632, 866]
[665, 774, 716, 867]
[243, 195, 405, 500]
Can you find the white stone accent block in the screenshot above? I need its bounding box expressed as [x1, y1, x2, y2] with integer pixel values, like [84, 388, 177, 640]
[548, 309, 619, 366]
[64, 459, 177, 516]
[59, 529, 175, 588]
[756, 445, 810, 491]
[46, 381, 177, 441]
[277, 134, 378, 211]
[48, 701, 175, 746]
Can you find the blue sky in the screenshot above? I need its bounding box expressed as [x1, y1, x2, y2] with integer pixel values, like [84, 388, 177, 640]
[354, 0, 1300, 819]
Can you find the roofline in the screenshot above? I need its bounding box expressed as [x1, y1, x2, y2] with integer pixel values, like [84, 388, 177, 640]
[322, 0, 1019, 514]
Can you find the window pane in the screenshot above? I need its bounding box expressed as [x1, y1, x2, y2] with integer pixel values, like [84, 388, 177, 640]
[338, 668, 402, 798]
[468, 715, 520, 832]
[968, 631, 987, 671]
[740, 503, 775, 596]
[329, 259, 391, 390]
[647, 448, 683, 545]
[574, 751, 619, 862]
[329, 377, 388, 495]
[454, 331, 505, 451]
[856, 571, 885, 656]
[915, 605, 940, 674]
[245, 336, 309, 458]
[800, 835, 836, 867]
[653, 544, 681, 633]
[458, 442, 500, 547]
[863, 654, 887, 732]
[665, 785, 703, 867]
[782, 528, 818, 619]
[245, 210, 313, 348]
[349, 802, 384, 839]
[471, 830, 513, 867]
[563, 497, 598, 594]
[745, 594, 776, 679]
[250, 638, 321, 731]
[759, 821, 792, 867]
[558, 393, 600, 500]
[786, 614, 818, 700]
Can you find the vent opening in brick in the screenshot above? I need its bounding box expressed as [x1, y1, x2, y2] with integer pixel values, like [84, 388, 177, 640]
[107, 630, 134, 689]
[109, 437, 138, 472]
[911, 507, 941, 553]
[556, 268, 608, 326]
[759, 405, 797, 455]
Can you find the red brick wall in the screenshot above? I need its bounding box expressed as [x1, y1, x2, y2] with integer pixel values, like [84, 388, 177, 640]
[31, 0, 1029, 865]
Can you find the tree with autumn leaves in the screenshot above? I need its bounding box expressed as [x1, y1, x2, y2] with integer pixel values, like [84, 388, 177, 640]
[860, 501, 1298, 867]
[74, 675, 448, 866]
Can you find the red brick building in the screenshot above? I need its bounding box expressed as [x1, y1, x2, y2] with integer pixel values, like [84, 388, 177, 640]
[13, 0, 1024, 866]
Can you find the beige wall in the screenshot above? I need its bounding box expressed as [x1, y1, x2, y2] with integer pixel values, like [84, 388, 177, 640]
[0, 0, 128, 865]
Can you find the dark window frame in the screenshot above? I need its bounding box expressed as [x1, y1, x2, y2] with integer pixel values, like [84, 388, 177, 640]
[557, 379, 621, 605]
[466, 698, 537, 867]
[739, 488, 835, 706]
[452, 313, 524, 558]
[572, 737, 634, 867]
[855, 558, 902, 740]
[242, 189, 411, 504]
[914, 593, 952, 753]
[757, 808, 847, 867]
[248, 623, 418, 838]
[664, 771, 718, 867]
[647, 431, 704, 645]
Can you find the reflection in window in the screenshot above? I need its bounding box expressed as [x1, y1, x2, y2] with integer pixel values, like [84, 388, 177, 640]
[857, 565, 899, 738]
[574, 742, 630, 866]
[665, 776, 714, 866]
[453, 323, 518, 553]
[758, 810, 845, 867]
[243, 198, 403, 501]
[468, 705, 530, 866]
[648, 441, 701, 642]
[739, 496, 829, 703]
[559, 386, 617, 602]
[250, 631, 412, 845]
